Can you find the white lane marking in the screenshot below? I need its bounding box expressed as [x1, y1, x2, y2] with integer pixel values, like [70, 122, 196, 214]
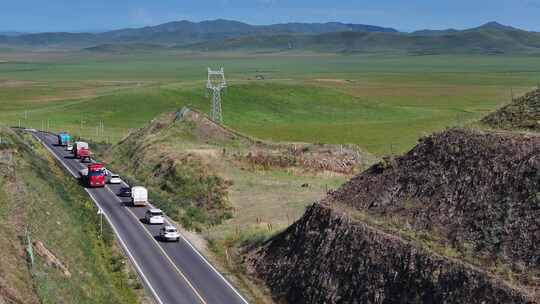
[119, 178, 249, 303]
[103, 185, 207, 304]
[86, 190, 165, 304]
[40, 131, 249, 304]
[34, 132, 165, 304]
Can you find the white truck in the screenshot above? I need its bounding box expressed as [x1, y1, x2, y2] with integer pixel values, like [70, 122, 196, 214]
[131, 186, 148, 207]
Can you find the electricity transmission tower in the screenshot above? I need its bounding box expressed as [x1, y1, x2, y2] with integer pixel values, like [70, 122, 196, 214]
[206, 67, 227, 123]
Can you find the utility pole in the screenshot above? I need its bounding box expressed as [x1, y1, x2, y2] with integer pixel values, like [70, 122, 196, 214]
[97, 209, 103, 238]
[510, 87, 514, 101]
[206, 67, 227, 124]
[80, 117, 84, 138]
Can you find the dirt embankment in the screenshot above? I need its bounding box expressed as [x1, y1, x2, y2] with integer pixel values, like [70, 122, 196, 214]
[238, 143, 369, 175]
[482, 89, 540, 131]
[247, 128, 540, 303]
[176, 107, 375, 175]
[248, 203, 536, 304]
[328, 129, 540, 272]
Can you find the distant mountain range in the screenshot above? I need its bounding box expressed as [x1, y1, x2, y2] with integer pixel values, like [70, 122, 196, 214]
[0, 31, 25, 37]
[184, 21, 540, 55]
[0, 19, 397, 49]
[1, 19, 540, 55]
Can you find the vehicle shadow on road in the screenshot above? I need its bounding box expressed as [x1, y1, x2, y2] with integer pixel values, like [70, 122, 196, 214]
[154, 235, 169, 243]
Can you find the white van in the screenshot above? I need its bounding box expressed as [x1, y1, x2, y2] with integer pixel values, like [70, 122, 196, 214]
[131, 186, 148, 207]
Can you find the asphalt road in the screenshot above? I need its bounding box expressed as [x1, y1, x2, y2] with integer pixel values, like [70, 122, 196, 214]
[34, 131, 249, 304]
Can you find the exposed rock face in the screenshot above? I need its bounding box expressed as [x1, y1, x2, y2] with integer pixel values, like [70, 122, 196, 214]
[247, 128, 540, 303]
[482, 89, 540, 130]
[248, 204, 536, 304]
[328, 129, 540, 270]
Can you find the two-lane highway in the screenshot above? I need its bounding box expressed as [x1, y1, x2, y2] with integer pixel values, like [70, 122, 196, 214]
[34, 131, 248, 304]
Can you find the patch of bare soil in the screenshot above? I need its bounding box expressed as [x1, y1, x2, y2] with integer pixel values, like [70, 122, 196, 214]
[0, 277, 30, 304]
[0, 80, 37, 87]
[236, 144, 372, 175]
[32, 241, 71, 277]
[312, 78, 352, 84]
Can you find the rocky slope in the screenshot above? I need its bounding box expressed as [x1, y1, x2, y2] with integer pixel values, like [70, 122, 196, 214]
[248, 203, 535, 304]
[328, 128, 540, 270]
[247, 128, 540, 303]
[482, 89, 540, 131]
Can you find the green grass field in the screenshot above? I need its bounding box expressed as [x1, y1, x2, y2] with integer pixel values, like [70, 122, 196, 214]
[1, 50, 539, 155]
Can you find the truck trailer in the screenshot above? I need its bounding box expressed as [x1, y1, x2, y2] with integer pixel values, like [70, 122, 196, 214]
[79, 163, 106, 188]
[57, 132, 71, 146]
[73, 141, 89, 159]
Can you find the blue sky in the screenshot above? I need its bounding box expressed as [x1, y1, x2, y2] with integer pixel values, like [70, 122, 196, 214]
[2, 0, 540, 32]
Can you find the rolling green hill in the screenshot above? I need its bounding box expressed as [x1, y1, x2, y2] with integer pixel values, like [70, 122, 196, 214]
[184, 22, 540, 55]
[83, 43, 169, 53]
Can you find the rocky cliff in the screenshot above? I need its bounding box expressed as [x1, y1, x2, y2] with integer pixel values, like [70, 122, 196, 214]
[247, 128, 540, 303]
[328, 129, 540, 271]
[248, 203, 535, 304]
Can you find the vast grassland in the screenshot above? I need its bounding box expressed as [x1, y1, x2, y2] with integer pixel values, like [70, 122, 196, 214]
[1, 50, 539, 154]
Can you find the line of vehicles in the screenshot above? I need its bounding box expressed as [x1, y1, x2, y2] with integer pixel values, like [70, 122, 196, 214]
[56, 132, 181, 242]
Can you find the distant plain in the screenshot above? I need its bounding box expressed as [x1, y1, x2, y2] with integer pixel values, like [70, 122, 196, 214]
[1, 49, 538, 155]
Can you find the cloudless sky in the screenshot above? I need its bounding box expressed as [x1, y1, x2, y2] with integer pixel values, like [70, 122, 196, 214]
[2, 0, 540, 32]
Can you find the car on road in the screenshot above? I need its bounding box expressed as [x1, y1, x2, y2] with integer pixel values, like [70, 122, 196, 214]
[108, 174, 122, 184]
[81, 156, 92, 163]
[66, 143, 73, 151]
[159, 226, 180, 242]
[118, 186, 131, 197]
[145, 209, 165, 224]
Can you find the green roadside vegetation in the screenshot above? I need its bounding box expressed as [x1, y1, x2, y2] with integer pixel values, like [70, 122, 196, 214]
[0, 128, 144, 304]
